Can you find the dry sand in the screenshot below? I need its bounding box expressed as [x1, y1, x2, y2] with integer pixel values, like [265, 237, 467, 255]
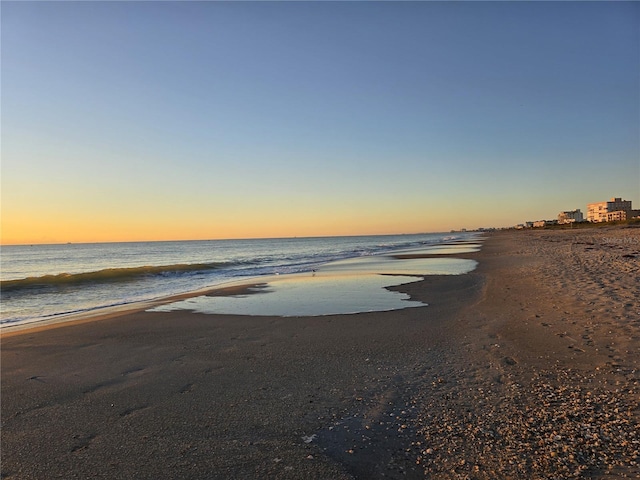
[1, 227, 638, 479]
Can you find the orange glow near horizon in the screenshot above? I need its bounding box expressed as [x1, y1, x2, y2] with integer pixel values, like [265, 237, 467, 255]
[1, 210, 458, 245]
[0, 174, 541, 245]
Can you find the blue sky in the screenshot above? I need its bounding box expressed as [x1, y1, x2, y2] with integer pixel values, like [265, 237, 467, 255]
[2, 1, 639, 243]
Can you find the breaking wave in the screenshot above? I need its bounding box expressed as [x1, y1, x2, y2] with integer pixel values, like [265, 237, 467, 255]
[0, 263, 233, 292]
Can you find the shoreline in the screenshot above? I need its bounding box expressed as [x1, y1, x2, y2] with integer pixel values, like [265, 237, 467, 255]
[0, 239, 481, 336]
[2, 228, 638, 479]
[0, 234, 480, 335]
[0, 278, 270, 338]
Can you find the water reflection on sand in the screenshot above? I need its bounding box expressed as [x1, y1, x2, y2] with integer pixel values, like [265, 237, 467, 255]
[149, 246, 479, 317]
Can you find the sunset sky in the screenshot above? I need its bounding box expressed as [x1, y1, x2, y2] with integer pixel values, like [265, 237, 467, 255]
[2, 1, 638, 244]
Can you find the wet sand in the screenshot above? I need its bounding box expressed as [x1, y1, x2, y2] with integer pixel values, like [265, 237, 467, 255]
[1, 227, 639, 479]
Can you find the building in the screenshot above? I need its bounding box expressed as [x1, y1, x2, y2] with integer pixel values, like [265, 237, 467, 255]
[532, 220, 557, 228]
[587, 197, 633, 223]
[558, 209, 584, 224]
[604, 209, 640, 222]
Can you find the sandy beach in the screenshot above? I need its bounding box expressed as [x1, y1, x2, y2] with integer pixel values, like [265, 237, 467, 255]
[2, 227, 639, 479]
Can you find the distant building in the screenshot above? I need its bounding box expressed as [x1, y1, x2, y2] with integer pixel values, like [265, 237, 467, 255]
[532, 220, 558, 228]
[558, 209, 584, 224]
[587, 197, 634, 222]
[604, 209, 640, 222]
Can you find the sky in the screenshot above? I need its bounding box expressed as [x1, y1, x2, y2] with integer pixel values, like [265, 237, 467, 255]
[2, 1, 639, 244]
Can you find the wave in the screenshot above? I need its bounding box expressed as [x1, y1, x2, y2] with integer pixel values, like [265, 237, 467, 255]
[0, 263, 230, 292]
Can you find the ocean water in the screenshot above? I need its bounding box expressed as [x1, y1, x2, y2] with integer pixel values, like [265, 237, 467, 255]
[1, 233, 478, 327]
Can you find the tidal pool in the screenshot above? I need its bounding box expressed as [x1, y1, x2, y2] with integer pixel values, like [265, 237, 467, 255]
[149, 255, 478, 317]
[149, 273, 425, 317]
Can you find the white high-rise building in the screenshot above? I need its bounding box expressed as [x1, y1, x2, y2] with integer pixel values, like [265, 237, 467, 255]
[558, 209, 584, 224]
[587, 197, 633, 222]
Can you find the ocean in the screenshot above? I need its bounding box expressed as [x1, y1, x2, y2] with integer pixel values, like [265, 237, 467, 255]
[0, 232, 477, 328]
